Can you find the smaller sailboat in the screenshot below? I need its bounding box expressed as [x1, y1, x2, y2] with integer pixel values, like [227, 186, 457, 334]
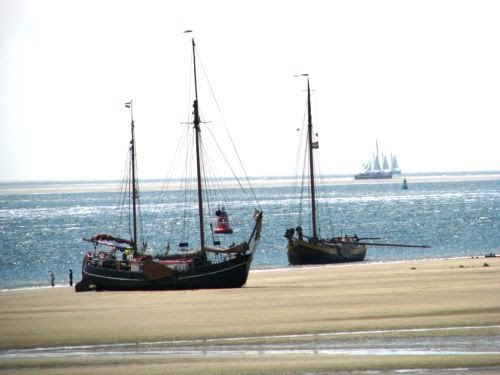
[284, 76, 429, 265]
[354, 141, 393, 180]
[285, 75, 366, 265]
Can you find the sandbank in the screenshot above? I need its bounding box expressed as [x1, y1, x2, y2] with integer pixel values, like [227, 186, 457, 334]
[1, 172, 498, 195]
[1, 257, 499, 374]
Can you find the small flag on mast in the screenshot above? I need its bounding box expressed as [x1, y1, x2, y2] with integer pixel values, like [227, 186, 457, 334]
[125, 101, 132, 108]
[312, 141, 319, 149]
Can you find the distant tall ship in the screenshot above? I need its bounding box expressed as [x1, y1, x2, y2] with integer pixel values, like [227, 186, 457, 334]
[354, 141, 393, 180]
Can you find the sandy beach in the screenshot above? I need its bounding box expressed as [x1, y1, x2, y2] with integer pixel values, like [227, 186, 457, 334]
[1, 257, 499, 374]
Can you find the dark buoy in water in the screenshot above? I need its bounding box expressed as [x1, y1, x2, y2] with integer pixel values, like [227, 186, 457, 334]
[402, 178, 408, 190]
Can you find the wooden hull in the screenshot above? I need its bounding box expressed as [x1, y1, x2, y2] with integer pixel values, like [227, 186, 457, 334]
[287, 239, 366, 265]
[75, 253, 253, 291]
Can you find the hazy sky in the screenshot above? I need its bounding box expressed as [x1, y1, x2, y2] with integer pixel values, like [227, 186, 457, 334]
[1, 0, 499, 181]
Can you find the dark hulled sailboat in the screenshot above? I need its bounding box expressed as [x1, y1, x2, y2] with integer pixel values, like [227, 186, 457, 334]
[284, 76, 366, 265]
[76, 37, 263, 292]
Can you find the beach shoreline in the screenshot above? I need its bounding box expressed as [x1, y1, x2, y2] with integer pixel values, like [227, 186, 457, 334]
[1, 257, 499, 374]
[1, 255, 495, 293]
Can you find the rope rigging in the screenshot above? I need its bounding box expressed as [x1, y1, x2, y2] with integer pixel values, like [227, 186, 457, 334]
[144, 40, 263, 253]
[197, 49, 261, 211]
[289, 87, 337, 239]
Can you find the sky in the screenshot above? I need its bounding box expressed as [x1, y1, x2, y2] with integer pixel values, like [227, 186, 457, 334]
[1, 0, 499, 181]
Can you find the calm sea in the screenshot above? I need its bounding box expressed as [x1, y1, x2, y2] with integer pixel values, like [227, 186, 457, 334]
[0, 172, 498, 290]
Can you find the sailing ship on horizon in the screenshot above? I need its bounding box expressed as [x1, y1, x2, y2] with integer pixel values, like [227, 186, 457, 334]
[76, 36, 263, 292]
[354, 141, 400, 180]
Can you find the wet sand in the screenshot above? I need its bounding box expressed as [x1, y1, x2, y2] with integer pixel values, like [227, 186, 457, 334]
[1, 257, 499, 374]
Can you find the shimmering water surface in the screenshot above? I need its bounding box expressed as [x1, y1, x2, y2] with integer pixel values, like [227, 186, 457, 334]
[1, 173, 498, 289]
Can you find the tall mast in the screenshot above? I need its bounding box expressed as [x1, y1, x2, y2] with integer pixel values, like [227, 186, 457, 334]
[128, 101, 138, 256]
[306, 77, 318, 240]
[191, 38, 205, 248]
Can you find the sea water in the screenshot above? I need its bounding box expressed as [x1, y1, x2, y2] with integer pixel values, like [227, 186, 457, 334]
[0, 173, 498, 290]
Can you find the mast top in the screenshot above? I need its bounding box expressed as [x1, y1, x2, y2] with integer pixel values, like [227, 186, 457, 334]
[183, 29, 195, 46]
[125, 100, 133, 123]
[300, 74, 318, 240]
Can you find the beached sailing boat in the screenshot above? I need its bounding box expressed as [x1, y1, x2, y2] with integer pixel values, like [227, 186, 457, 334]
[284, 75, 367, 264]
[284, 76, 428, 265]
[76, 37, 263, 292]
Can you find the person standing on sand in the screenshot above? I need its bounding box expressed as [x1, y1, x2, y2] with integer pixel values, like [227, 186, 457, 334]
[69, 269, 73, 287]
[48, 270, 55, 287]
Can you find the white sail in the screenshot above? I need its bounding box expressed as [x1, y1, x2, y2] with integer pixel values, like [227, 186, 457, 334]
[391, 154, 401, 174]
[372, 155, 381, 171]
[382, 155, 390, 170]
[391, 154, 399, 169]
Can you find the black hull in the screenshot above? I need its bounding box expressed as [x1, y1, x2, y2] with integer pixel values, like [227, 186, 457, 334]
[287, 239, 366, 265]
[76, 253, 253, 291]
